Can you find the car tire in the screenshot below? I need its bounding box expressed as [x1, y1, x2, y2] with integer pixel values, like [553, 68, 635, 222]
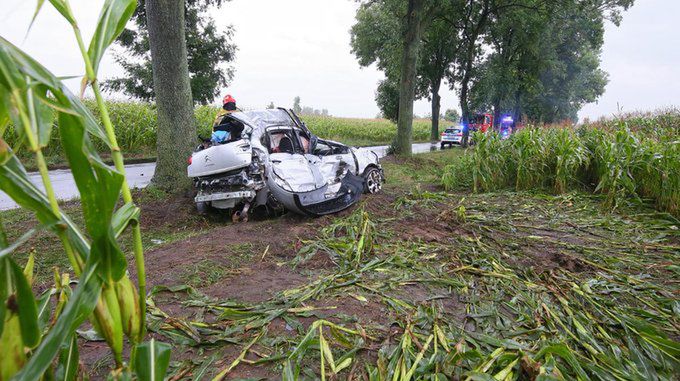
[363, 167, 383, 194]
[440, 143, 446, 149]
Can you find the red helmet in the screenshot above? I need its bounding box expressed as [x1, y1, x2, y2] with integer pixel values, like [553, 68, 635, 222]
[223, 94, 236, 105]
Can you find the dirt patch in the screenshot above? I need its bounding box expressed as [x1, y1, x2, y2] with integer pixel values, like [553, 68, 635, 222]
[201, 262, 310, 303]
[141, 212, 322, 290]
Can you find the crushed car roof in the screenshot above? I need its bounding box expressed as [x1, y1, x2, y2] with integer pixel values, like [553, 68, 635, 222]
[229, 109, 298, 134]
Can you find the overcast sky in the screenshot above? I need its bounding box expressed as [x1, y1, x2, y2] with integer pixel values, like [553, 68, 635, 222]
[1, 0, 678, 120]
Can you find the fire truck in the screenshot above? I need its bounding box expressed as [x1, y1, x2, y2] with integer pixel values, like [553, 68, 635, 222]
[466, 113, 494, 133]
[459, 113, 518, 145]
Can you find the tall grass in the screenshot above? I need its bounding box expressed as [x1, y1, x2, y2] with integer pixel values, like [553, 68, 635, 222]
[442, 110, 680, 216]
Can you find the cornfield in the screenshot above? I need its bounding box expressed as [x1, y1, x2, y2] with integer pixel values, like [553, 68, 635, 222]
[442, 111, 680, 217]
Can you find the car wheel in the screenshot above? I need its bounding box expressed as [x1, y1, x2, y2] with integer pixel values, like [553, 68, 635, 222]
[364, 167, 383, 194]
[440, 143, 446, 149]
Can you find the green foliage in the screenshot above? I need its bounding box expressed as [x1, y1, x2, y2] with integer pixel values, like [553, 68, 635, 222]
[104, 0, 236, 105]
[375, 78, 400, 122]
[441, 153, 474, 191]
[0, 1, 169, 378]
[292, 96, 301, 114]
[443, 108, 460, 122]
[551, 128, 590, 193]
[441, 111, 680, 216]
[134, 339, 172, 381]
[354, 0, 634, 129]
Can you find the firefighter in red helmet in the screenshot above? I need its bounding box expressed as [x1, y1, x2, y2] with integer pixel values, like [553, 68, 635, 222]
[213, 94, 239, 130]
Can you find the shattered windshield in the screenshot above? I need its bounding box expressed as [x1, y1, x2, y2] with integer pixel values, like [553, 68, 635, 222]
[230, 109, 297, 132]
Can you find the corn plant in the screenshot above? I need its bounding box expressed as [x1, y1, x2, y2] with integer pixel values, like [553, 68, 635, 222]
[508, 127, 549, 190]
[0, 0, 169, 379]
[549, 128, 590, 193]
[470, 131, 507, 193]
[587, 126, 645, 209]
[441, 117, 679, 217]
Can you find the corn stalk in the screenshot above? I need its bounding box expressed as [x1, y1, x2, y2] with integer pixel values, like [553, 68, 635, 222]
[0, 0, 169, 379]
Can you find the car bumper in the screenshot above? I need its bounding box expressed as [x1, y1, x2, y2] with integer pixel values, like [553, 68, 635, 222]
[195, 190, 256, 203]
[441, 138, 462, 144]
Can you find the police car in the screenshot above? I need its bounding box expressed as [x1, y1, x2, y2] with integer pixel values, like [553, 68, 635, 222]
[440, 126, 464, 148]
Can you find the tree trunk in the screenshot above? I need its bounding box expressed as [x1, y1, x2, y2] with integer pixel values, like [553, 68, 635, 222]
[459, 40, 475, 147]
[460, 2, 491, 147]
[396, 0, 425, 156]
[460, 74, 471, 146]
[430, 78, 441, 142]
[493, 98, 501, 131]
[146, 0, 196, 191]
[513, 90, 522, 126]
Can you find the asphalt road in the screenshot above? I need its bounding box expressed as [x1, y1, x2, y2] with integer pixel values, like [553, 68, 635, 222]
[0, 142, 440, 210]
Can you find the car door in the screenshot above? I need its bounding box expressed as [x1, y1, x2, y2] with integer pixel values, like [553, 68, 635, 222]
[310, 139, 357, 182]
[265, 128, 326, 193]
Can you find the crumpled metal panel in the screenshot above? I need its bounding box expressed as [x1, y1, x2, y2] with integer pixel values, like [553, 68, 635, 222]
[269, 153, 325, 192]
[229, 109, 296, 136]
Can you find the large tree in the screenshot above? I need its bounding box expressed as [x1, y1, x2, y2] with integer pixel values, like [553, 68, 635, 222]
[394, 0, 427, 154]
[468, 0, 634, 124]
[146, 0, 196, 190]
[415, 7, 460, 141]
[352, 0, 450, 151]
[105, 0, 236, 105]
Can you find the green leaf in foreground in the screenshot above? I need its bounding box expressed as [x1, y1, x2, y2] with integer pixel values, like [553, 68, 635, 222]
[135, 339, 172, 381]
[87, 0, 137, 75]
[14, 261, 102, 381]
[9, 258, 40, 348]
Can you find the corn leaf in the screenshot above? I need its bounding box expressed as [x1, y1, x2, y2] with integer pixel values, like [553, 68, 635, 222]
[46, 0, 76, 25]
[9, 257, 40, 348]
[135, 339, 172, 381]
[58, 111, 126, 281]
[87, 0, 137, 75]
[14, 260, 102, 381]
[0, 37, 109, 144]
[112, 202, 140, 238]
[0, 258, 7, 337]
[535, 344, 590, 380]
[55, 334, 79, 381]
[36, 289, 52, 331]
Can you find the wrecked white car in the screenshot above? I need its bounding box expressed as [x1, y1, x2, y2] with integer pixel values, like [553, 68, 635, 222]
[187, 109, 383, 219]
